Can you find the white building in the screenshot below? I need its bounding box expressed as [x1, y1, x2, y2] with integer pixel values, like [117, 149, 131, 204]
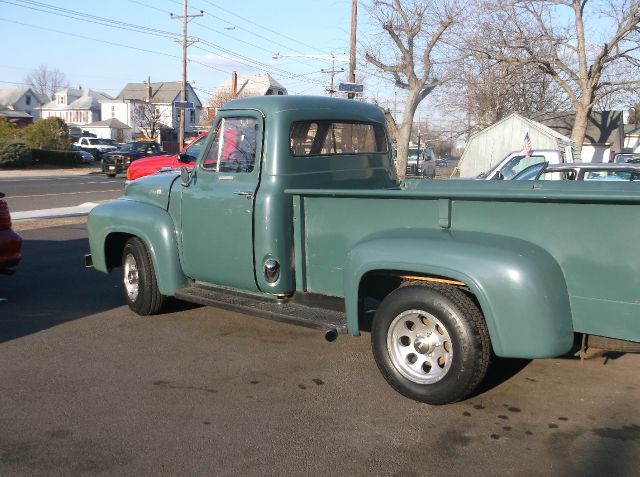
[81, 118, 132, 143]
[40, 87, 112, 126]
[0, 87, 49, 123]
[211, 73, 288, 97]
[105, 81, 202, 137]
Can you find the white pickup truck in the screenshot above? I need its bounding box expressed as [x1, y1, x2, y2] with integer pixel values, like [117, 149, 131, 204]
[75, 137, 118, 158]
[478, 149, 575, 180]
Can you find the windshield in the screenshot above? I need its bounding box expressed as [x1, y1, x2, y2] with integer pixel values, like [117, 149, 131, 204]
[87, 138, 111, 145]
[497, 155, 546, 179]
[407, 148, 421, 161]
[184, 135, 207, 160]
[120, 143, 149, 152]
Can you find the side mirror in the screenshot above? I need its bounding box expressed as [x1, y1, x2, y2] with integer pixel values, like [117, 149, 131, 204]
[180, 166, 193, 187]
[495, 171, 504, 180]
[178, 152, 190, 163]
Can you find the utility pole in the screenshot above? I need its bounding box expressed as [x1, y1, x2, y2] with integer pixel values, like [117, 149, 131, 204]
[348, 0, 357, 99]
[171, 1, 203, 150]
[273, 53, 348, 96]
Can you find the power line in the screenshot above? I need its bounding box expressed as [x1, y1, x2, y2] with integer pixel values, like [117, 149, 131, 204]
[4, 0, 180, 39]
[4, 0, 327, 92]
[200, 0, 332, 56]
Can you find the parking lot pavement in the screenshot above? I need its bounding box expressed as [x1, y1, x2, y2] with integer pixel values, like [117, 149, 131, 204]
[0, 223, 638, 476]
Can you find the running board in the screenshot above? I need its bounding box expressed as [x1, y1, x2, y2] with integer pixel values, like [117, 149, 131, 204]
[174, 284, 348, 334]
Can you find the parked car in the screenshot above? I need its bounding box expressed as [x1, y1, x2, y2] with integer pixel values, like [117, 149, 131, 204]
[613, 153, 640, 164]
[86, 95, 640, 405]
[75, 137, 118, 158]
[0, 192, 22, 274]
[406, 147, 436, 178]
[127, 133, 208, 181]
[436, 157, 448, 167]
[479, 149, 575, 180]
[101, 141, 167, 177]
[513, 162, 640, 181]
[70, 145, 95, 163]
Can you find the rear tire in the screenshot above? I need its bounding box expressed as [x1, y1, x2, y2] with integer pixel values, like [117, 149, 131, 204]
[121, 237, 167, 315]
[372, 284, 491, 405]
[106, 173, 116, 178]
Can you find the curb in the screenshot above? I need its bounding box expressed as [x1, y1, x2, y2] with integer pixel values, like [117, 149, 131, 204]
[12, 202, 99, 221]
[1, 166, 102, 179]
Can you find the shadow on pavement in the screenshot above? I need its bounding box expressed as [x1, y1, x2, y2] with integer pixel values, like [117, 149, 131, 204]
[0, 225, 123, 343]
[471, 357, 532, 398]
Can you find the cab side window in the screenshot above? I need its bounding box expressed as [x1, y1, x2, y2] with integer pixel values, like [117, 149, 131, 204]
[202, 117, 258, 173]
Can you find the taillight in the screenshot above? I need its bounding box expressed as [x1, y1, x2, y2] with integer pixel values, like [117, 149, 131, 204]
[0, 199, 12, 230]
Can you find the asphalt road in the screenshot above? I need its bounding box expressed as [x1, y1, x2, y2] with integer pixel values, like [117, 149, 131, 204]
[0, 222, 639, 477]
[0, 173, 125, 212]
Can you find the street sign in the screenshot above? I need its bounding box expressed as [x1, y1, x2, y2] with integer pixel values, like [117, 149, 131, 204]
[174, 101, 194, 109]
[338, 82, 364, 94]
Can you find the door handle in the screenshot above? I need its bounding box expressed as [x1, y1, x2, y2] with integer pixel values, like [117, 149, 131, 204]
[233, 190, 254, 200]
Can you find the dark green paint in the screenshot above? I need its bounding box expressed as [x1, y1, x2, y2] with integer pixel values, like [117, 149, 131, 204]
[87, 96, 640, 359]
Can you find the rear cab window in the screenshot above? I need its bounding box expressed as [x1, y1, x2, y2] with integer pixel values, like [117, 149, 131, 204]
[290, 121, 388, 156]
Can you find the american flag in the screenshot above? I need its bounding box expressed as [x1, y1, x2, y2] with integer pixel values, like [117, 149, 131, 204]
[522, 132, 533, 157]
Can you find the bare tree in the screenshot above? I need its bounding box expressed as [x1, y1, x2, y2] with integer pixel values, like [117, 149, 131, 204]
[132, 102, 170, 140]
[202, 88, 249, 125]
[364, 0, 458, 179]
[628, 100, 640, 125]
[474, 0, 640, 147]
[447, 48, 569, 134]
[24, 64, 69, 99]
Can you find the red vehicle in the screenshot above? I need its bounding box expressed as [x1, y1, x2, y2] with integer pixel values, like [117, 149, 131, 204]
[0, 192, 22, 274]
[126, 132, 208, 181]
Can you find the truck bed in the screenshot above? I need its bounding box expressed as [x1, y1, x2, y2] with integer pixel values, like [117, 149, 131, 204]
[288, 179, 640, 343]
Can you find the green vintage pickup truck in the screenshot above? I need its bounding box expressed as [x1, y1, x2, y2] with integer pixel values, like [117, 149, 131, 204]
[86, 96, 640, 405]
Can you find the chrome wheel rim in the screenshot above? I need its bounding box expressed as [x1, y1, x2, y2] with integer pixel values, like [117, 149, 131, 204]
[123, 253, 139, 302]
[387, 309, 453, 384]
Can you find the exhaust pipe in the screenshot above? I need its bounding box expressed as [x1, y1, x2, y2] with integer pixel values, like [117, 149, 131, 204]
[325, 328, 338, 342]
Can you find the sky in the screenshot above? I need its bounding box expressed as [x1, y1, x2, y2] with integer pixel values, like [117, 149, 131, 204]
[0, 0, 402, 107]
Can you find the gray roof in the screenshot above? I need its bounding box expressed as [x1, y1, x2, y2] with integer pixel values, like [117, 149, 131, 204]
[83, 118, 131, 129]
[212, 73, 288, 97]
[41, 89, 111, 111]
[530, 111, 624, 147]
[116, 81, 201, 106]
[0, 109, 32, 119]
[0, 87, 49, 107]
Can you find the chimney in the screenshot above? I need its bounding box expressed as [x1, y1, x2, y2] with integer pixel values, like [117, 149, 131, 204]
[147, 76, 152, 102]
[231, 71, 237, 99]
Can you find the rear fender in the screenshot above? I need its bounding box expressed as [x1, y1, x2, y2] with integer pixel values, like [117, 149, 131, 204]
[87, 199, 187, 296]
[344, 230, 574, 358]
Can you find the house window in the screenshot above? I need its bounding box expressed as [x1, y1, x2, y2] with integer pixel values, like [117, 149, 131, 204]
[190, 110, 195, 123]
[26, 95, 31, 105]
[111, 106, 115, 118]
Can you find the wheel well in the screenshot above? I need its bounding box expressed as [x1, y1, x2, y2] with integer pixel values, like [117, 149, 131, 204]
[104, 232, 134, 271]
[357, 270, 480, 332]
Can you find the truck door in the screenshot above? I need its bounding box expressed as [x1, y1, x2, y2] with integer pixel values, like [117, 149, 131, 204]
[180, 112, 262, 291]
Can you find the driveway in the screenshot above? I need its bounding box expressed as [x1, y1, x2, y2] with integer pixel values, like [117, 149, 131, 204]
[0, 222, 638, 476]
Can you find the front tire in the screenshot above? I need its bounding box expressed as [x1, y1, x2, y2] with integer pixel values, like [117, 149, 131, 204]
[122, 237, 167, 315]
[372, 284, 491, 405]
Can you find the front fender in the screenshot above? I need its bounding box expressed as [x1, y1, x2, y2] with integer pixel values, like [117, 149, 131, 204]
[87, 199, 187, 296]
[344, 230, 574, 358]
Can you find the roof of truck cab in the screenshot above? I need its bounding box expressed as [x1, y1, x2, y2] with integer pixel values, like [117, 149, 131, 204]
[220, 95, 386, 122]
